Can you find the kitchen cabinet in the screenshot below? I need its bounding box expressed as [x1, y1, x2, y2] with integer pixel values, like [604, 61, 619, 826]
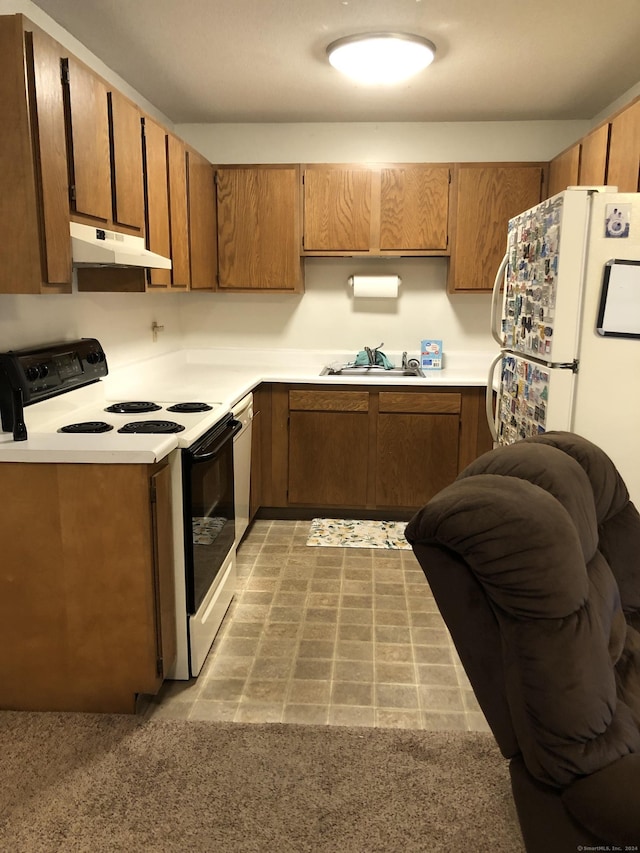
[215, 165, 303, 292]
[547, 143, 580, 197]
[262, 383, 490, 513]
[448, 163, 546, 293]
[0, 461, 176, 714]
[167, 134, 191, 287]
[578, 123, 609, 186]
[547, 124, 611, 194]
[607, 97, 640, 192]
[0, 15, 71, 293]
[188, 147, 217, 290]
[288, 390, 370, 506]
[143, 116, 172, 288]
[302, 164, 450, 255]
[375, 391, 461, 508]
[63, 56, 145, 234]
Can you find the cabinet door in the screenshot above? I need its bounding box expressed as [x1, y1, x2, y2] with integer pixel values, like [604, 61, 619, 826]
[547, 144, 580, 197]
[303, 166, 372, 251]
[289, 411, 369, 506]
[579, 124, 609, 186]
[379, 165, 449, 250]
[607, 98, 640, 192]
[167, 134, 190, 287]
[217, 166, 302, 291]
[64, 57, 112, 222]
[188, 148, 217, 290]
[448, 164, 544, 293]
[4, 21, 71, 292]
[109, 89, 144, 233]
[143, 116, 171, 288]
[376, 413, 459, 507]
[288, 389, 369, 506]
[376, 392, 461, 508]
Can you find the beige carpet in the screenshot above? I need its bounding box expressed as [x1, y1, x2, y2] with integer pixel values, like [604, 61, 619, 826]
[0, 711, 523, 852]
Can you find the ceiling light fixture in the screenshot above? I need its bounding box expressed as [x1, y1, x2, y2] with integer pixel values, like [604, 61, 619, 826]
[326, 33, 436, 85]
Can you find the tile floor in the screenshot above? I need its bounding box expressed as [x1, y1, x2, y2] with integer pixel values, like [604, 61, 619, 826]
[143, 519, 490, 732]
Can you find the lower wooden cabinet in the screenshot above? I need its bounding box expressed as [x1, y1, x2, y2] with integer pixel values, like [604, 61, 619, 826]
[261, 383, 491, 513]
[0, 461, 176, 713]
[375, 392, 461, 508]
[288, 390, 369, 506]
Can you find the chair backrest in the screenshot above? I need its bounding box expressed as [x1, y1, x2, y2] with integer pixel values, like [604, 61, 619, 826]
[405, 431, 640, 789]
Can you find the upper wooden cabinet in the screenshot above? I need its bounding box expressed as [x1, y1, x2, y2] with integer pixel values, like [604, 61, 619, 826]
[448, 163, 546, 293]
[579, 123, 609, 186]
[188, 148, 217, 290]
[548, 144, 580, 197]
[215, 165, 303, 292]
[110, 90, 145, 232]
[380, 165, 449, 251]
[547, 125, 610, 195]
[63, 56, 145, 234]
[143, 116, 171, 288]
[302, 164, 450, 255]
[0, 15, 71, 293]
[608, 98, 640, 192]
[547, 96, 639, 194]
[167, 134, 191, 287]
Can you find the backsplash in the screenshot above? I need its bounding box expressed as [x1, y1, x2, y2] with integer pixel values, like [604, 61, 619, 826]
[0, 258, 494, 368]
[179, 257, 494, 354]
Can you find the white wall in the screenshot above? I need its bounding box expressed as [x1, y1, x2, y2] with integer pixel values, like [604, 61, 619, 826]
[177, 120, 588, 165]
[179, 258, 493, 357]
[0, 289, 186, 369]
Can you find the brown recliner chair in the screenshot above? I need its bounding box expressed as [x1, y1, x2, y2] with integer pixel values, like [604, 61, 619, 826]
[405, 431, 640, 852]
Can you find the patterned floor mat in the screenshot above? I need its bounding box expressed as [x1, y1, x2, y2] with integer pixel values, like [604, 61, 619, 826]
[306, 518, 411, 550]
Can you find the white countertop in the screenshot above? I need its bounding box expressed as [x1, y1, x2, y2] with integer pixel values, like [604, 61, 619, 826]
[0, 347, 495, 464]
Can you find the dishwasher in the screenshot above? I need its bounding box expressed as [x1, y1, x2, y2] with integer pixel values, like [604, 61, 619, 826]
[232, 393, 253, 544]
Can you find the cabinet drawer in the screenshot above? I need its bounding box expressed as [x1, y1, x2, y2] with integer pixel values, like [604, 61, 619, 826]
[289, 390, 369, 412]
[379, 392, 461, 414]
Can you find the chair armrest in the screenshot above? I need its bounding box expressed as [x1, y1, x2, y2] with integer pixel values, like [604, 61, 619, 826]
[561, 753, 640, 845]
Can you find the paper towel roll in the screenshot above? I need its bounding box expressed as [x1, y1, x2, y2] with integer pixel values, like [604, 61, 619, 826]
[350, 275, 400, 298]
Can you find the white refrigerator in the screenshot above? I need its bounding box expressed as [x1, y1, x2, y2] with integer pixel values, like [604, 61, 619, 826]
[487, 187, 640, 505]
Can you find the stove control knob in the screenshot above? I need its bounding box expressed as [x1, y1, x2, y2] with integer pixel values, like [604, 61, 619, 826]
[25, 365, 39, 382]
[86, 351, 102, 365]
[37, 363, 49, 378]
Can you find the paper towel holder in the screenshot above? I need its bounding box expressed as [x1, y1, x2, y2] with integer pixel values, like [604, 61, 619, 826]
[347, 275, 402, 296]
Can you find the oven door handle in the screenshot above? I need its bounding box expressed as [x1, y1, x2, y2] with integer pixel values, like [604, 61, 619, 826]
[190, 419, 242, 462]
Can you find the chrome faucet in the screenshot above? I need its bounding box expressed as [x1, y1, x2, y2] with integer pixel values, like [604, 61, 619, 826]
[402, 351, 408, 370]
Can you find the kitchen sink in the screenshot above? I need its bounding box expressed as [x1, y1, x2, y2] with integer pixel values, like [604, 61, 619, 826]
[320, 365, 425, 378]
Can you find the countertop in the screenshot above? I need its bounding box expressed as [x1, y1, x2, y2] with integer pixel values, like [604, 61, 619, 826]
[0, 347, 495, 464]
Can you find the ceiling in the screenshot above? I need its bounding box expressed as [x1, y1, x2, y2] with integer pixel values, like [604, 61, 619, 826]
[32, 0, 640, 124]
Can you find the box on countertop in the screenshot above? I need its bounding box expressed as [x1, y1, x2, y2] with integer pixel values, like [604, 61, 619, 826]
[421, 339, 443, 370]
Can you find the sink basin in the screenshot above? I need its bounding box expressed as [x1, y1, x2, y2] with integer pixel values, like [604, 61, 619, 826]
[321, 365, 425, 378]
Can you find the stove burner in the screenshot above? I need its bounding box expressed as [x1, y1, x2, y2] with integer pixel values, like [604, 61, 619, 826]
[105, 401, 162, 414]
[58, 421, 114, 434]
[117, 420, 185, 434]
[166, 402, 213, 413]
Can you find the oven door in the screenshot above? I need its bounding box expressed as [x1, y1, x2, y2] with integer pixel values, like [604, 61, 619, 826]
[182, 415, 241, 615]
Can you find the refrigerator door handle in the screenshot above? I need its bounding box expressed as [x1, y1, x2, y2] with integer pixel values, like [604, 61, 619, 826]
[486, 353, 503, 442]
[490, 252, 508, 346]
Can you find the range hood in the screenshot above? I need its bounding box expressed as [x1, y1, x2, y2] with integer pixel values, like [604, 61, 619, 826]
[70, 222, 172, 269]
